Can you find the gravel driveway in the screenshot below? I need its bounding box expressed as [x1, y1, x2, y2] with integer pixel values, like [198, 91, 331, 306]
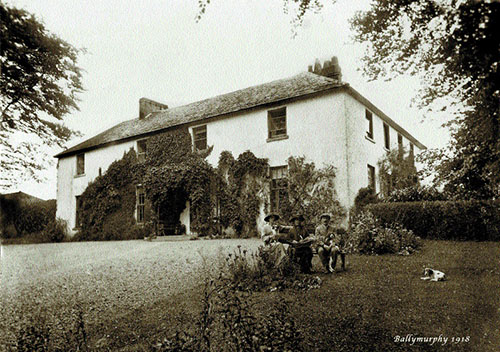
[0, 238, 261, 348]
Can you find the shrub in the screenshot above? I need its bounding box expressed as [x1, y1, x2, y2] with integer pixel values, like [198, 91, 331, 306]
[351, 187, 378, 219]
[366, 200, 500, 241]
[348, 211, 421, 255]
[384, 185, 447, 202]
[41, 218, 68, 243]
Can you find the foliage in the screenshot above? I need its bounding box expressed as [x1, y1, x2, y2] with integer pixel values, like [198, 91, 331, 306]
[278, 156, 345, 225]
[77, 149, 146, 241]
[351, 186, 378, 219]
[352, 0, 500, 199]
[217, 151, 269, 237]
[0, 197, 56, 239]
[377, 149, 418, 198]
[143, 129, 215, 234]
[384, 185, 447, 203]
[0, 4, 84, 186]
[41, 218, 68, 243]
[154, 249, 305, 352]
[367, 200, 500, 241]
[348, 211, 421, 255]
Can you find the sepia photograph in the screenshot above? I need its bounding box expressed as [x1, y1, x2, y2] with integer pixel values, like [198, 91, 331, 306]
[1, 0, 499, 350]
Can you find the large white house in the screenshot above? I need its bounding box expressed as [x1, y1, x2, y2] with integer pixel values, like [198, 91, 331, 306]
[55, 58, 425, 234]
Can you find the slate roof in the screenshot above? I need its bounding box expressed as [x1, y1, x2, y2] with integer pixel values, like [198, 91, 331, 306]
[56, 72, 425, 157]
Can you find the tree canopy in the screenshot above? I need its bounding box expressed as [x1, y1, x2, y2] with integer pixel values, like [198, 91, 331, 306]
[0, 4, 83, 189]
[351, 0, 500, 199]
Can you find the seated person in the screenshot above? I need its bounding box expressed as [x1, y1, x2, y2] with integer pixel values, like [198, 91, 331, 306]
[261, 213, 287, 267]
[276, 214, 314, 274]
[315, 213, 336, 273]
[315, 213, 346, 272]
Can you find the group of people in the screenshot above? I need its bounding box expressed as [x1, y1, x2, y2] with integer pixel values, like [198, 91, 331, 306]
[261, 212, 346, 274]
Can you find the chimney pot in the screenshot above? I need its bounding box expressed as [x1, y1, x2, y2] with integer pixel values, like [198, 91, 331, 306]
[314, 59, 322, 73]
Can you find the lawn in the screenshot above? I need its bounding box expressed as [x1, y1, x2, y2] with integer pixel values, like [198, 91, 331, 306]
[1, 239, 498, 351]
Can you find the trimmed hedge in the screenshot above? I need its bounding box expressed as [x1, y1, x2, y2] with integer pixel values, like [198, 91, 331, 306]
[366, 200, 500, 241]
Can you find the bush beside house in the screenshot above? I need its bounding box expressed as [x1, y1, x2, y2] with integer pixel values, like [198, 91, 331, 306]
[366, 200, 500, 241]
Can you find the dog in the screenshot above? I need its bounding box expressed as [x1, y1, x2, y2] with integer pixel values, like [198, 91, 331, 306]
[421, 268, 446, 281]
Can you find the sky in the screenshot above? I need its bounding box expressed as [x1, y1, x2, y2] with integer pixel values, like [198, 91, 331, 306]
[6, 0, 451, 199]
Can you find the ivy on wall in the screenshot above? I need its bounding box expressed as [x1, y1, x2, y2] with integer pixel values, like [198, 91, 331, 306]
[217, 151, 269, 237]
[77, 149, 150, 241]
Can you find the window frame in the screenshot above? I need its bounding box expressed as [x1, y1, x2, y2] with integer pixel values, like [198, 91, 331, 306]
[383, 123, 390, 150]
[367, 164, 376, 192]
[365, 109, 374, 140]
[76, 153, 85, 176]
[398, 133, 403, 154]
[136, 185, 146, 224]
[269, 165, 288, 213]
[267, 107, 287, 141]
[193, 125, 207, 151]
[137, 139, 148, 162]
[75, 195, 82, 229]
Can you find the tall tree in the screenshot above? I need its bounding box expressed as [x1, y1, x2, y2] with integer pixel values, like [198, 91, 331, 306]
[0, 4, 83, 190]
[351, 0, 500, 199]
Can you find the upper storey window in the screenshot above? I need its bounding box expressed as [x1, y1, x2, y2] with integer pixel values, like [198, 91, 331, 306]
[366, 110, 373, 139]
[268, 107, 287, 140]
[193, 125, 207, 151]
[137, 139, 147, 162]
[384, 123, 390, 150]
[76, 153, 85, 176]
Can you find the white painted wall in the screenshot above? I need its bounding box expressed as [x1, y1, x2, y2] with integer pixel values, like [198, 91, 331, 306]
[56, 140, 136, 233]
[343, 93, 422, 206]
[56, 89, 424, 235]
[190, 92, 351, 208]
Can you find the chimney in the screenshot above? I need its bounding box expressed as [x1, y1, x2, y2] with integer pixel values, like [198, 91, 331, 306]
[139, 98, 168, 119]
[308, 56, 342, 82]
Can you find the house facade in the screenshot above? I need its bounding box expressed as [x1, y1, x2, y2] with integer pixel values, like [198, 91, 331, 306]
[55, 58, 425, 235]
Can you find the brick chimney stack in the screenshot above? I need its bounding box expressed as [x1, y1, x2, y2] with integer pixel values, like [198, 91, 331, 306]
[139, 98, 168, 119]
[308, 56, 342, 82]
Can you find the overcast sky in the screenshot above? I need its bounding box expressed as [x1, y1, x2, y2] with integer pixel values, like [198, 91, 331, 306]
[7, 0, 451, 199]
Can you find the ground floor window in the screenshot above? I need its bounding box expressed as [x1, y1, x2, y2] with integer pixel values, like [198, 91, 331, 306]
[136, 185, 145, 223]
[367, 164, 376, 191]
[75, 196, 82, 229]
[270, 165, 288, 212]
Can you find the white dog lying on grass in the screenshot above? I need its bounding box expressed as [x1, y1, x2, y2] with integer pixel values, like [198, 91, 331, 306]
[421, 268, 446, 281]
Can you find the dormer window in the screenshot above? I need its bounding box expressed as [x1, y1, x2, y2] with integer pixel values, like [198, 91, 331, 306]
[193, 125, 207, 151]
[268, 107, 287, 140]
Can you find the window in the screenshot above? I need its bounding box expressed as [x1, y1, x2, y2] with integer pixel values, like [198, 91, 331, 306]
[366, 110, 373, 139]
[136, 185, 145, 224]
[193, 125, 207, 151]
[76, 153, 85, 175]
[383, 123, 390, 149]
[268, 107, 287, 139]
[75, 196, 82, 229]
[367, 164, 376, 191]
[137, 139, 147, 162]
[98, 167, 102, 177]
[398, 133, 403, 155]
[270, 166, 288, 212]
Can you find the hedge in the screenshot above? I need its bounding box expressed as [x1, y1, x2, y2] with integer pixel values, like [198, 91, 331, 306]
[366, 200, 500, 241]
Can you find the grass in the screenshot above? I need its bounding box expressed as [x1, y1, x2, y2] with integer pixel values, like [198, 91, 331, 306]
[1, 239, 498, 351]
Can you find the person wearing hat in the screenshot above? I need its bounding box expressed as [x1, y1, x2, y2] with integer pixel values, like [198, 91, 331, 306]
[283, 213, 314, 273]
[261, 213, 280, 244]
[261, 213, 287, 267]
